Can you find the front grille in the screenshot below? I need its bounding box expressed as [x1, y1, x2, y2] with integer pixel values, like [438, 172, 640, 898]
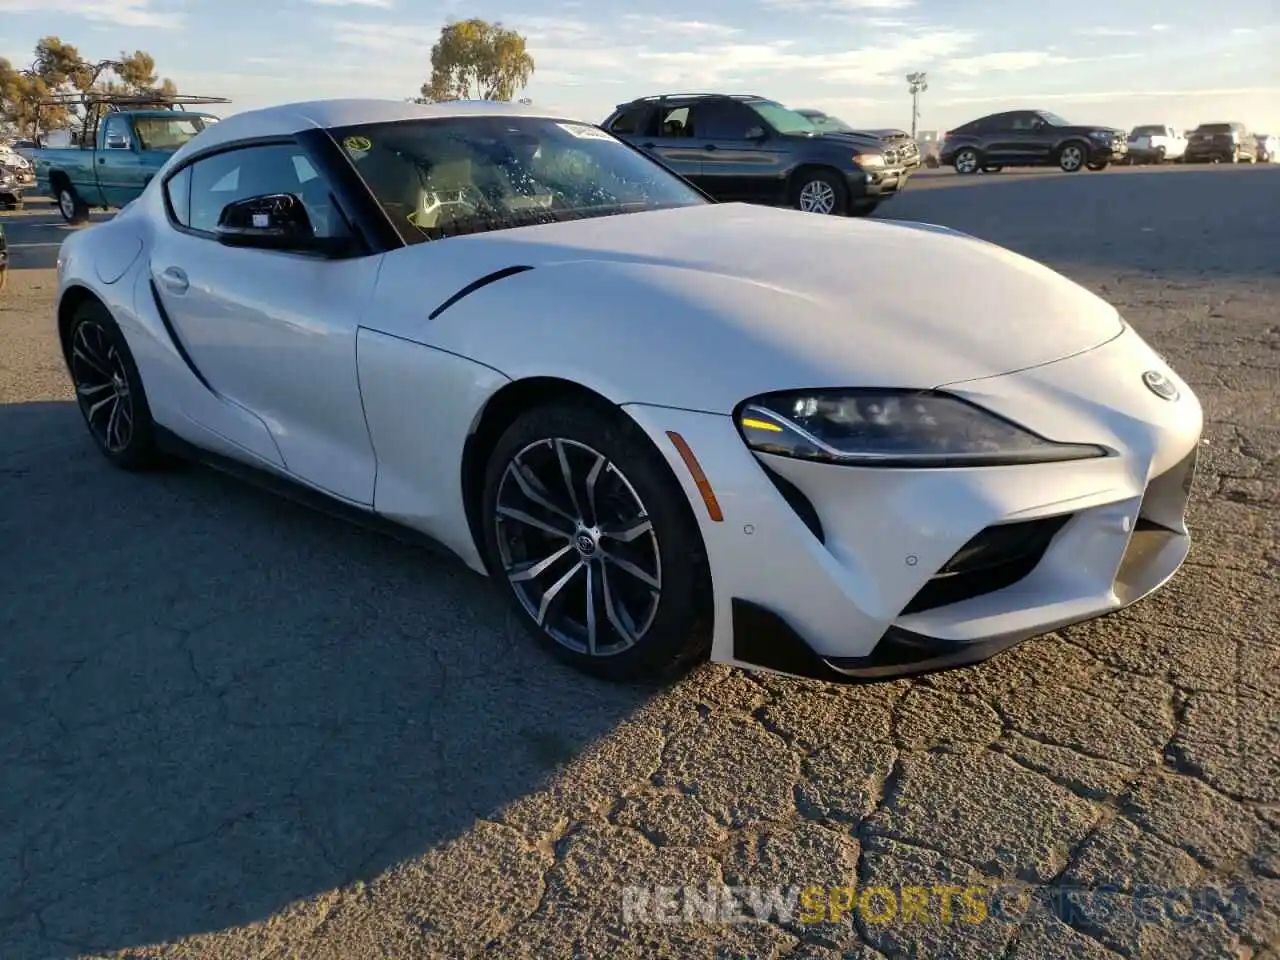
[901, 514, 1071, 614]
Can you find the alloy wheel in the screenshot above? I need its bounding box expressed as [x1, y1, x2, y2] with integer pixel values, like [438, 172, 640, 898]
[59, 189, 76, 221]
[798, 179, 837, 214]
[495, 437, 662, 657]
[70, 320, 134, 454]
[955, 150, 979, 174]
[1060, 146, 1084, 171]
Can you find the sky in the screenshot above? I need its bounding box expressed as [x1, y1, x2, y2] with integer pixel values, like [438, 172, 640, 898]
[1, 0, 1278, 135]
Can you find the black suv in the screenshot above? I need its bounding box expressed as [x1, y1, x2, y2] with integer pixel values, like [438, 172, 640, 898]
[1184, 122, 1259, 164]
[940, 109, 1128, 174]
[601, 93, 906, 217]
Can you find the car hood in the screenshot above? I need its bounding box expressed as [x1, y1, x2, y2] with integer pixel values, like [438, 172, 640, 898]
[384, 203, 1125, 410]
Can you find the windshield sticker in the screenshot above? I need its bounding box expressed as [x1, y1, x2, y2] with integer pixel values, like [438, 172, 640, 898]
[556, 122, 615, 142]
[343, 135, 372, 152]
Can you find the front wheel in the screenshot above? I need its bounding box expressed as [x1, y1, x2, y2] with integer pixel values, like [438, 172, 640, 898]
[792, 170, 848, 215]
[66, 299, 166, 471]
[1086, 160, 1109, 171]
[481, 400, 713, 681]
[1058, 142, 1087, 172]
[56, 185, 91, 224]
[953, 148, 980, 174]
[982, 165, 1003, 173]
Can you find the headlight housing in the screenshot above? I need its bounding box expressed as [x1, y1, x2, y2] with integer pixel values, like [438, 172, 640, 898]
[853, 153, 884, 168]
[736, 389, 1108, 468]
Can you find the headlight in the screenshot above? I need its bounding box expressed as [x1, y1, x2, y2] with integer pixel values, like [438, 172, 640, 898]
[736, 390, 1108, 468]
[1089, 130, 1111, 141]
[853, 153, 884, 168]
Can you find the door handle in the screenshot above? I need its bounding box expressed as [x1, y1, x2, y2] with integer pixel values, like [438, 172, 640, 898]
[641, 142, 655, 149]
[98, 157, 106, 164]
[703, 144, 717, 151]
[159, 266, 189, 295]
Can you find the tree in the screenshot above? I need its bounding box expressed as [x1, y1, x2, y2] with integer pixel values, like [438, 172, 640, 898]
[421, 19, 534, 103]
[1, 36, 179, 138]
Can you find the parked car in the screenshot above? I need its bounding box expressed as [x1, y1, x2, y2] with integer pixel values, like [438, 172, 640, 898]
[1254, 133, 1278, 162]
[0, 167, 23, 210]
[31, 93, 227, 223]
[0, 142, 35, 183]
[940, 109, 1128, 173]
[1126, 124, 1187, 164]
[794, 109, 922, 170]
[54, 97, 1203, 684]
[1183, 122, 1258, 164]
[600, 93, 905, 217]
[0, 222, 8, 291]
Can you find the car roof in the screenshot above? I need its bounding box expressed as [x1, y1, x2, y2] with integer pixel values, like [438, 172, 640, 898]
[166, 98, 562, 166]
[618, 93, 769, 109]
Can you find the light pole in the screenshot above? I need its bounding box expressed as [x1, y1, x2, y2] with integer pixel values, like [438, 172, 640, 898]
[906, 71, 928, 139]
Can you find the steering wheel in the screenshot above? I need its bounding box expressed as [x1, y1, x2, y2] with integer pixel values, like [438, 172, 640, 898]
[408, 184, 488, 228]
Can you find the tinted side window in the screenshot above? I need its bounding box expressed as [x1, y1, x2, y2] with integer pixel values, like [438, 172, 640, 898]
[165, 165, 192, 226]
[693, 102, 757, 140]
[657, 106, 693, 138]
[1008, 113, 1042, 131]
[608, 105, 649, 135]
[186, 142, 348, 238]
[103, 114, 134, 149]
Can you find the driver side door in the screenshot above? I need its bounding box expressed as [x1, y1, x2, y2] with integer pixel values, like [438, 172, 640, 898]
[149, 139, 381, 505]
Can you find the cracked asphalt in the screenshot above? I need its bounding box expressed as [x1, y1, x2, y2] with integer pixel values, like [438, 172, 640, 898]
[1, 165, 1278, 960]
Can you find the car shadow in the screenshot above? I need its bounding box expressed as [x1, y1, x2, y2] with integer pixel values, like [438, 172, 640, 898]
[0, 399, 658, 953]
[879, 165, 1280, 279]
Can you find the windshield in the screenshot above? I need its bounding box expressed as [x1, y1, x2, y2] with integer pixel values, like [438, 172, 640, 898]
[334, 116, 706, 243]
[1037, 111, 1071, 127]
[133, 114, 218, 152]
[1131, 125, 1165, 136]
[806, 113, 855, 134]
[747, 101, 818, 136]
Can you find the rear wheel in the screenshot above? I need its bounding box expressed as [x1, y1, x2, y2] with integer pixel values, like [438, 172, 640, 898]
[480, 400, 712, 681]
[56, 184, 90, 224]
[66, 299, 166, 471]
[953, 148, 980, 174]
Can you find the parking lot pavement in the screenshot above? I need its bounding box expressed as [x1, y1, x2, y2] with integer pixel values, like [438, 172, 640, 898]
[1, 168, 1277, 959]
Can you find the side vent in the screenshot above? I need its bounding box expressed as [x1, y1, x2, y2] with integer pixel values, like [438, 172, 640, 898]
[428, 265, 534, 320]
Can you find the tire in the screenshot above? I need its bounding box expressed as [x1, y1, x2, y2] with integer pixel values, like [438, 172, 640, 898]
[65, 298, 166, 471]
[56, 184, 90, 224]
[982, 165, 1003, 173]
[480, 399, 713, 682]
[791, 169, 848, 215]
[1058, 142, 1087, 172]
[1155, 146, 1166, 163]
[953, 148, 980, 174]
[1086, 161, 1109, 171]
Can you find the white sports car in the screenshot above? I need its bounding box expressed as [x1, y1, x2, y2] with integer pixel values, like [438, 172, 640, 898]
[55, 99, 1203, 683]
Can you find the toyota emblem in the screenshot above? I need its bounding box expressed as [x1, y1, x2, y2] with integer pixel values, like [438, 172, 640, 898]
[1141, 370, 1179, 401]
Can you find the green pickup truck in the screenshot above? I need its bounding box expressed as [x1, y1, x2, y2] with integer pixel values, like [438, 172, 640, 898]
[32, 93, 228, 223]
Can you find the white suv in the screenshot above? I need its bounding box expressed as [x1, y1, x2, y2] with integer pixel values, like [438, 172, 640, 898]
[1126, 124, 1187, 164]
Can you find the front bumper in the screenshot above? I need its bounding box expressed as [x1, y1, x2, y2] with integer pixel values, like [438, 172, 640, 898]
[625, 323, 1203, 683]
[848, 166, 907, 206]
[1089, 140, 1128, 162]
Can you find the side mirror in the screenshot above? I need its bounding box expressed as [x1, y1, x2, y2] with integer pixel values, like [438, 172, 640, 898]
[105, 133, 130, 150]
[214, 193, 348, 255]
[745, 126, 767, 141]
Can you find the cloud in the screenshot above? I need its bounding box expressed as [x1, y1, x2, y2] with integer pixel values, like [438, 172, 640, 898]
[306, 0, 394, 6]
[1231, 27, 1256, 34]
[763, 0, 915, 10]
[0, 0, 179, 27]
[619, 15, 741, 40]
[1151, 24, 1170, 31]
[938, 85, 1280, 106]
[941, 50, 1073, 76]
[1075, 26, 1139, 37]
